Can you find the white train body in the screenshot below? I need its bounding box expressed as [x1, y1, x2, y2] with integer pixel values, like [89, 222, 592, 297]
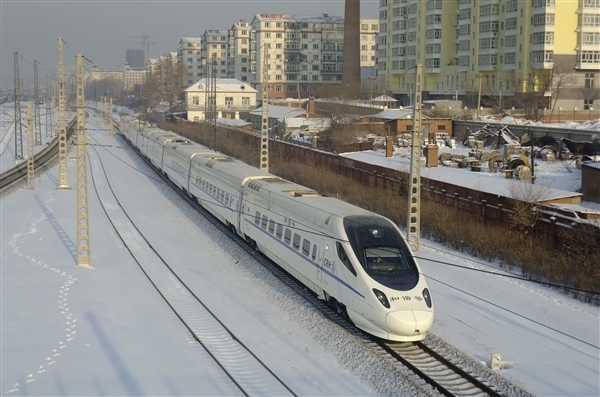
[118, 117, 434, 341]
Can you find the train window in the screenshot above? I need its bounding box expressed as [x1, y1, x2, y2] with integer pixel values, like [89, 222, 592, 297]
[261, 215, 268, 230]
[284, 228, 292, 244]
[276, 224, 283, 239]
[311, 245, 317, 260]
[336, 242, 357, 277]
[255, 211, 261, 225]
[268, 220, 275, 234]
[293, 234, 301, 250]
[225, 193, 229, 205]
[216, 188, 221, 198]
[220, 190, 225, 202]
[302, 239, 311, 256]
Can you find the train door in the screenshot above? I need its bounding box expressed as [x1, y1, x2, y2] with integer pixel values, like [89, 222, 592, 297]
[237, 188, 247, 236]
[316, 238, 326, 283]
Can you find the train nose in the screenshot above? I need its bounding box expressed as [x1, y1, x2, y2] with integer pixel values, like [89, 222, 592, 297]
[385, 309, 434, 336]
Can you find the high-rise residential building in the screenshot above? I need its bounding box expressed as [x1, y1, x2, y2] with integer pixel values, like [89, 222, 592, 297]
[227, 20, 253, 82]
[250, 13, 379, 99]
[126, 49, 146, 69]
[202, 29, 229, 78]
[177, 15, 377, 99]
[378, 0, 600, 110]
[178, 37, 203, 85]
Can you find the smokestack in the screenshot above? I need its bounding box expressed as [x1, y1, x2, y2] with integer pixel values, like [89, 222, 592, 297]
[342, 0, 361, 98]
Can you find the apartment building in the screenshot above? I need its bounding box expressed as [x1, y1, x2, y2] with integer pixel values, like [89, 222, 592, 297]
[227, 20, 253, 82]
[147, 52, 177, 74]
[378, 0, 600, 110]
[178, 37, 202, 85]
[251, 14, 379, 99]
[202, 30, 229, 78]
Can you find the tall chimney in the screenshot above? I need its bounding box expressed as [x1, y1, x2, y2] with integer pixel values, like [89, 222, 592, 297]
[342, 0, 361, 98]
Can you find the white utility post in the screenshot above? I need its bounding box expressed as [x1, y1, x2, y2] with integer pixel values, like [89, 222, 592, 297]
[407, 64, 423, 252]
[260, 45, 270, 173]
[27, 102, 34, 189]
[57, 38, 70, 190]
[76, 54, 92, 268]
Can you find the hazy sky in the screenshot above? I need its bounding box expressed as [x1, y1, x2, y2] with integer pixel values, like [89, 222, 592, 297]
[1, 0, 378, 90]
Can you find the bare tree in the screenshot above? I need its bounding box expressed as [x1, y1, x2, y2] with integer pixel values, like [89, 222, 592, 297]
[142, 57, 187, 116]
[546, 58, 577, 122]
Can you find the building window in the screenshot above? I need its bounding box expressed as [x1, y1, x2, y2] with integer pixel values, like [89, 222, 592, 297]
[192, 96, 199, 105]
[242, 97, 250, 105]
[585, 73, 595, 88]
[225, 97, 233, 106]
[275, 85, 282, 92]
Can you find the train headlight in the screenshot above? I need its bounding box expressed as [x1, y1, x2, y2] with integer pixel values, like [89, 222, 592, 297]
[422, 288, 432, 308]
[373, 289, 390, 308]
[369, 228, 384, 238]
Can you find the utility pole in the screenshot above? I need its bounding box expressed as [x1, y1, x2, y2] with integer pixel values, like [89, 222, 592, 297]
[260, 45, 270, 173]
[27, 102, 34, 189]
[33, 60, 42, 145]
[76, 54, 91, 268]
[109, 97, 114, 137]
[206, 53, 217, 151]
[477, 73, 483, 120]
[57, 38, 70, 189]
[45, 66, 53, 137]
[407, 64, 423, 252]
[13, 52, 23, 161]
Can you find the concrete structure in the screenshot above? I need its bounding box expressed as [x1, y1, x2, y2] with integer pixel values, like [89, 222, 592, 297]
[378, 0, 600, 110]
[227, 20, 253, 83]
[123, 65, 147, 90]
[177, 37, 203, 85]
[126, 49, 145, 69]
[343, 0, 362, 96]
[251, 14, 379, 99]
[201, 30, 229, 78]
[184, 78, 257, 121]
[147, 52, 178, 75]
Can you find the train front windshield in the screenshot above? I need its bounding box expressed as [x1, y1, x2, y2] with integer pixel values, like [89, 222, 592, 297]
[343, 216, 419, 291]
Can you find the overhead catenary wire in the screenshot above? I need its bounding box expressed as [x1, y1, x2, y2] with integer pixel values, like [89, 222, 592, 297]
[88, 115, 599, 299]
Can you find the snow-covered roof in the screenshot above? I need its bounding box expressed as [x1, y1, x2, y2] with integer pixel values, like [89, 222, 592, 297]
[252, 14, 344, 23]
[216, 118, 251, 128]
[372, 95, 397, 102]
[582, 161, 600, 170]
[179, 37, 201, 43]
[372, 109, 413, 120]
[184, 79, 258, 94]
[250, 105, 306, 120]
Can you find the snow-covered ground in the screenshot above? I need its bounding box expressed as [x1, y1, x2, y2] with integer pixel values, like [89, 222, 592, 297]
[1, 107, 599, 396]
[0, 103, 67, 174]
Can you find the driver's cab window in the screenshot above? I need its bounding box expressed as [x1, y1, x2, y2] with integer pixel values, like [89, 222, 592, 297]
[336, 242, 356, 276]
[365, 247, 408, 272]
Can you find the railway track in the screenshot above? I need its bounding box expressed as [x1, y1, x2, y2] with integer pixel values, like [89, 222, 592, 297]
[111, 120, 530, 397]
[0, 117, 76, 192]
[85, 135, 297, 397]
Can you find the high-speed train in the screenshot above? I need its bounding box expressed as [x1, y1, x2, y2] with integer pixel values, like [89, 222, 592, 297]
[119, 116, 433, 341]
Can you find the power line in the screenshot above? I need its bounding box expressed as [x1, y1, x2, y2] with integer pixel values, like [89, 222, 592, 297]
[426, 274, 599, 350]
